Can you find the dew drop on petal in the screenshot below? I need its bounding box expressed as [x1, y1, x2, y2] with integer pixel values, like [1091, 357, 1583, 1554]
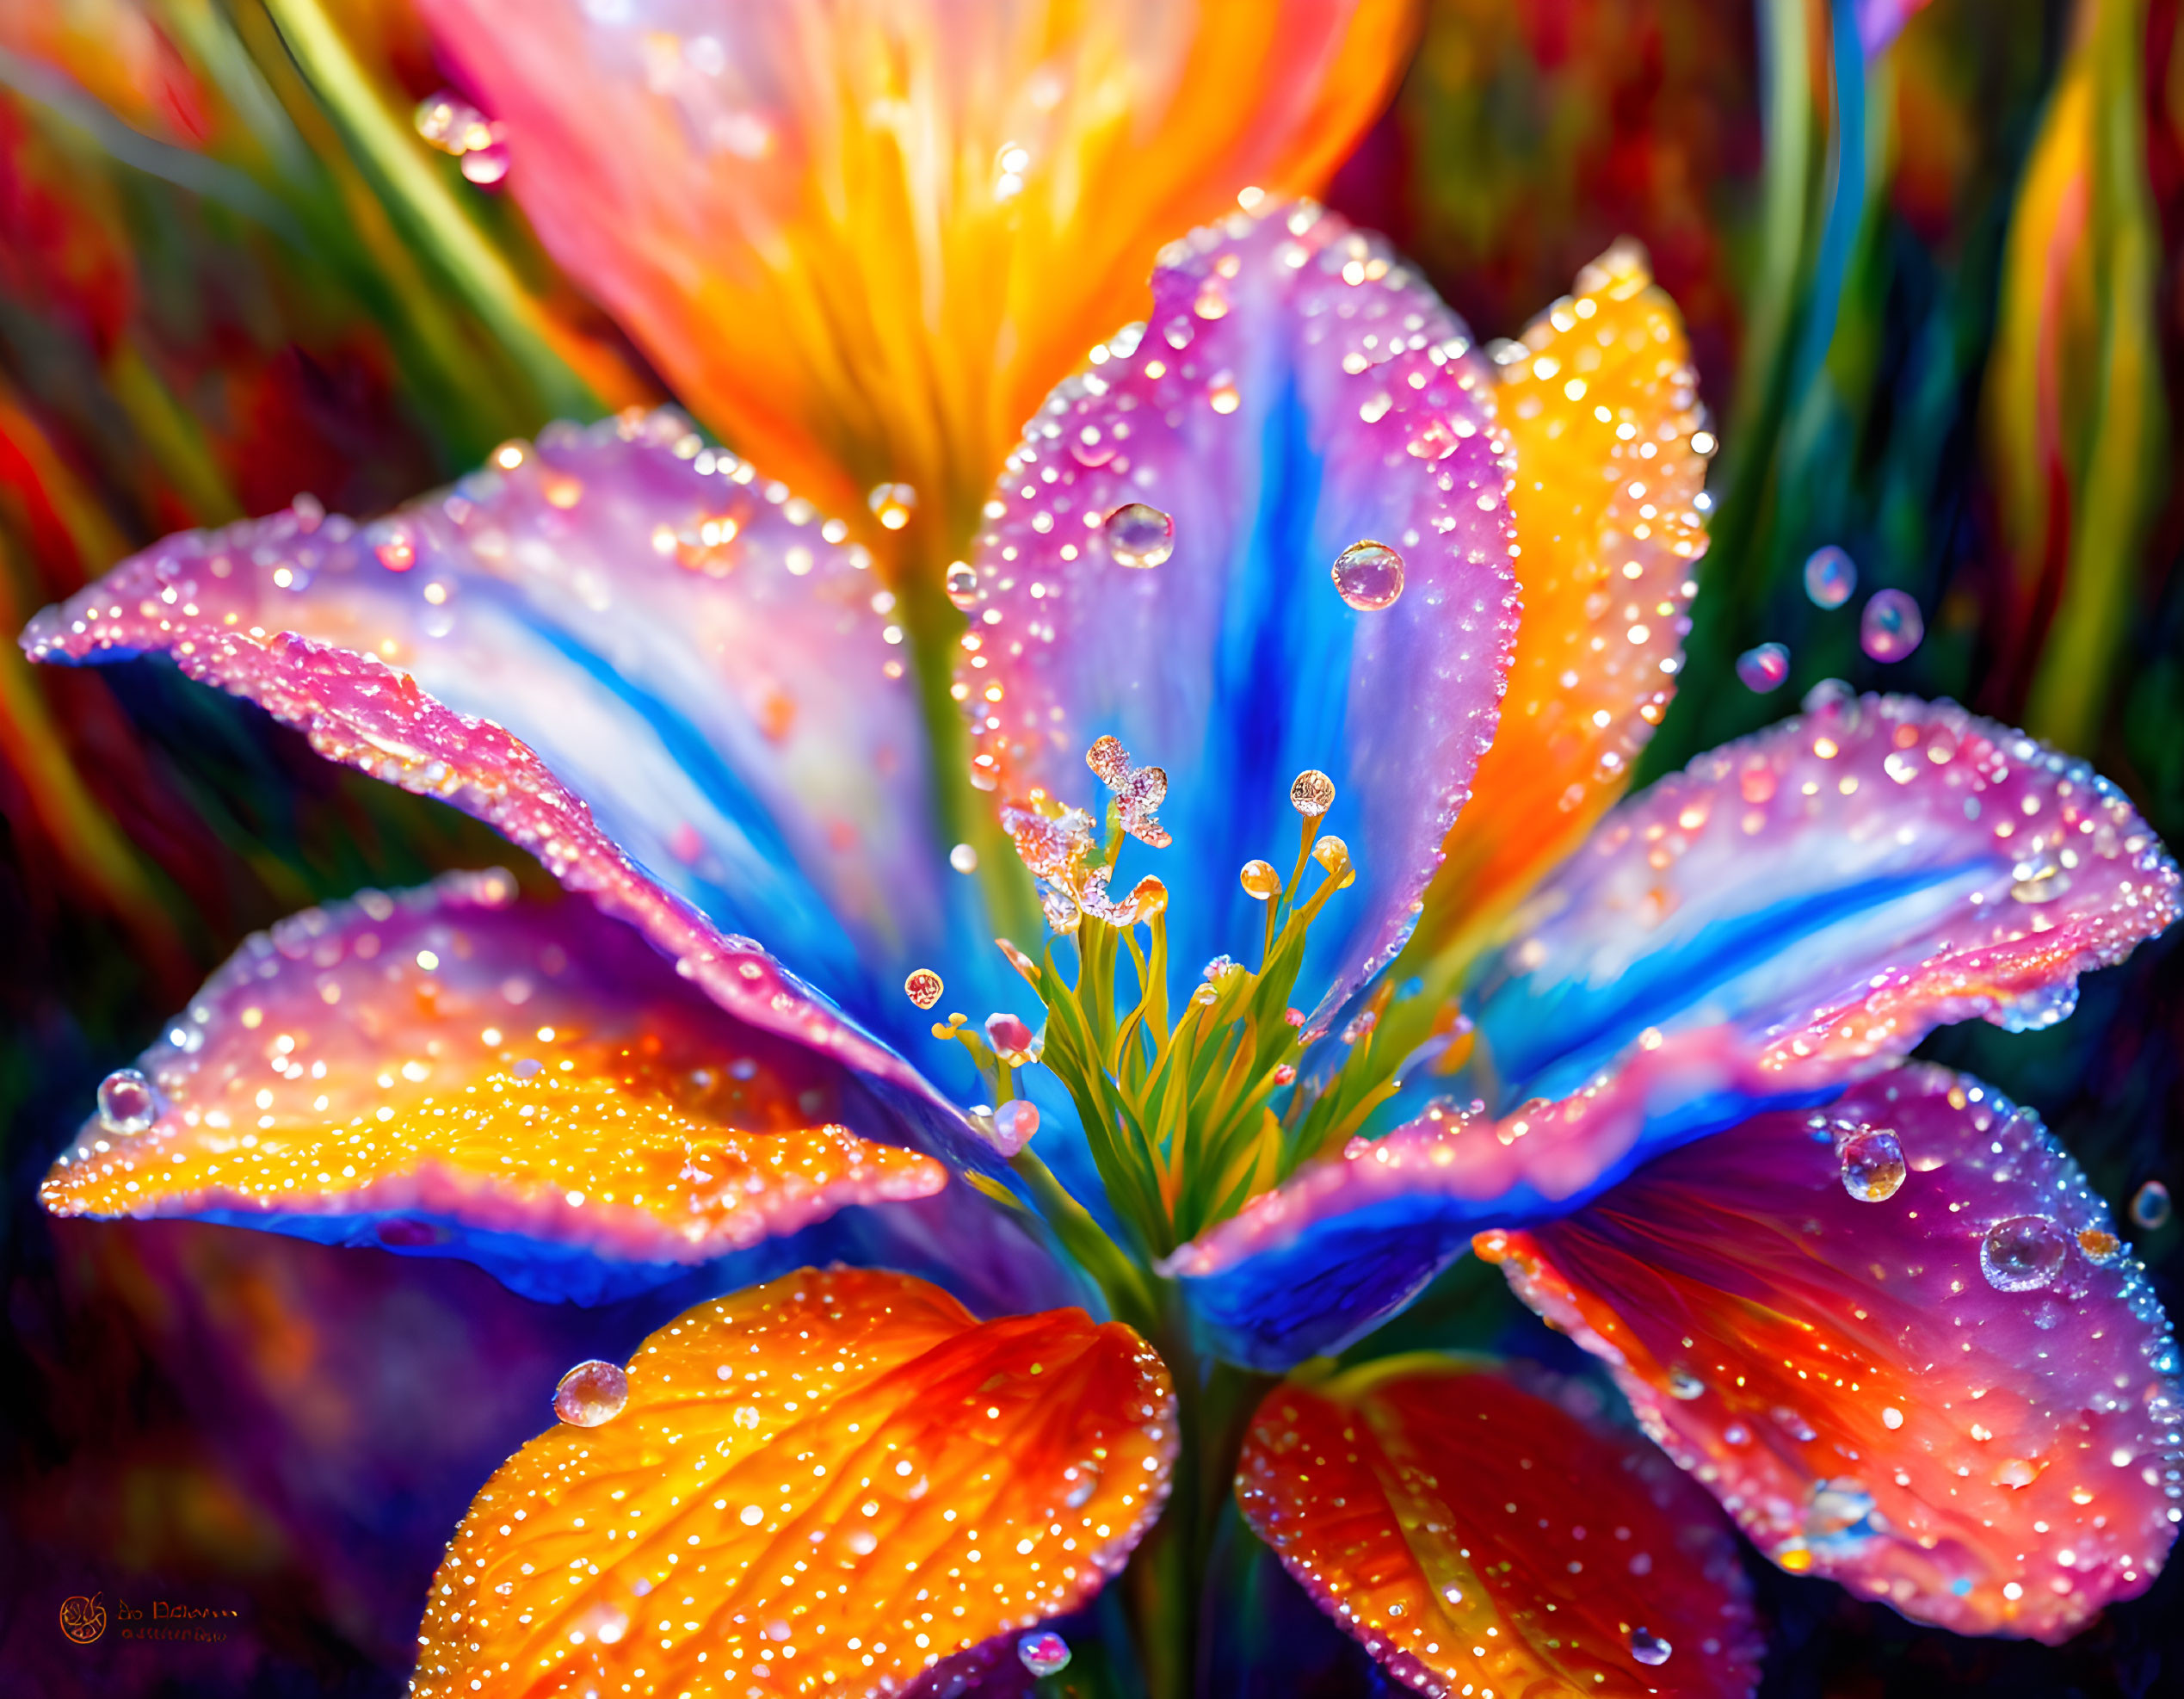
[1860, 589, 1924, 661]
[1239, 860, 1282, 900]
[946, 562, 980, 611]
[1289, 769, 1336, 817]
[1331, 541, 1404, 611]
[904, 969, 945, 1010]
[1104, 504, 1174, 569]
[1017, 1629, 1071, 1677]
[553, 1360, 628, 1427]
[460, 139, 510, 186]
[2131, 1181, 2172, 1231]
[96, 1067, 157, 1135]
[1839, 1130, 1907, 1202]
[1804, 545, 1857, 609]
[1980, 1214, 2070, 1292]
[1629, 1627, 1672, 1667]
[1668, 1368, 1705, 1400]
[1736, 642, 1791, 693]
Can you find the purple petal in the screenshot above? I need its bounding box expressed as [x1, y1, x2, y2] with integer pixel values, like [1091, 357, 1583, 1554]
[958, 202, 1521, 1022]
[1481, 1064, 2181, 1641]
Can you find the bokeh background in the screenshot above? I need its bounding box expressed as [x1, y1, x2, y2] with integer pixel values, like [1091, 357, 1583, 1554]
[3, 1, 2182, 1693]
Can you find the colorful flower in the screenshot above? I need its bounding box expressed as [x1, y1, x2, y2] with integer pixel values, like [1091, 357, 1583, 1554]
[16, 9, 2183, 1698]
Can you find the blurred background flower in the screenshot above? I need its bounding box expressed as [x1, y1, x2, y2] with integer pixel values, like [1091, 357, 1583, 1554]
[3, 1, 2181, 1693]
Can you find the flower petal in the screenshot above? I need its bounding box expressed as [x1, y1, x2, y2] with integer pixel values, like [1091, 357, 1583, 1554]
[20, 411, 981, 1064]
[1237, 1356, 1761, 1698]
[1166, 1024, 1832, 1368]
[1472, 693, 2181, 1109]
[960, 203, 1521, 1019]
[1413, 242, 1709, 974]
[1478, 1064, 2183, 1641]
[39, 869, 972, 1301]
[410, 1266, 1175, 1696]
[415, 0, 1416, 527]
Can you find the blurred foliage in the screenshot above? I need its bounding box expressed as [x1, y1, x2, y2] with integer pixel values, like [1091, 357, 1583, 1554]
[2, 1, 2182, 1694]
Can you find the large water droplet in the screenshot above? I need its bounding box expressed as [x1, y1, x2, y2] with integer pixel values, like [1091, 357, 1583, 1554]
[96, 1067, 157, 1135]
[1629, 1627, 1672, 1666]
[1981, 1214, 2070, 1292]
[1017, 1629, 1071, 1677]
[1668, 1368, 1706, 1400]
[1290, 769, 1336, 817]
[1804, 545, 1856, 609]
[553, 1360, 629, 1426]
[1736, 642, 1790, 693]
[1104, 504, 1174, 569]
[460, 139, 510, 186]
[945, 562, 980, 611]
[1239, 860, 1282, 900]
[1331, 541, 1404, 611]
[1860, 589, 1924, 662]
[2131, 1181, 2172, 1230]
[1839, 1129, 1907, 1202]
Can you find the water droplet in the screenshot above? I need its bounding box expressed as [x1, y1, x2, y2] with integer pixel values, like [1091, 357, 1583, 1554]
[990, 1099, 1040, 1156]
[1290, 769, 1336, 817]
[553, 1360, 629, 1426]
[1839, 1130, 1906, 1202]
[868, 484, 916, 531]
[1017, 1629, 1071, 1677]
[413, 91, 472, 147]
[1860, 589, 1924, 661]
[1311, 835, 1352, 878]
[2131, 1181, 2173, 1231]
[1668, 1368, 1705, 1399]
[1802, 677, 1854, 714]
[1331, 541, 1404, 611]
[1104, 504, 1174, 569]
[1981, 1214, 2070, 1292]
[1239, 860, 1282, 900]
[460, 139, 510, 186]
[1804, 545, 1856, 609]
[1736, 642, 1791, 693]
[904, 969, 945, 1010]
[946, 563, 980, 610]
[1629, 1627, 1672, 1666]
[1070, 425, 1114, 468]
[949, 842, 978, 874]
[2009, 860, 2070, 905]
[96, 1067, 157, 1135]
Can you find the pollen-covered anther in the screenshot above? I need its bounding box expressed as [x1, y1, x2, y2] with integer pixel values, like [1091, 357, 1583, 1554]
[1240, 860, 1283, 900]
[1290, 769, 1336, 817]
[1081, 870, 1167, 926]
[1084, 735, 1173, 849]
[1311, 834, 1355, 884]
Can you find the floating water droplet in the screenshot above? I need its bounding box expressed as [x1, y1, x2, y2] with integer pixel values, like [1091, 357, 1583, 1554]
[1736, 642, 1790, 693]
[1981, 1214, 2070, 1292]
[1668, 1368, 1705, 1399]
[945, 563, 980, 611]
[1290, 769, 1336, 817]
[1331, 541, 1404, 611]
[96, 1067, 157, 1135]
[1239, 860, 1282, 900]
[1162, 315, 1194, 350]
[1104, 504, 1174, 569]
[1017, 1630, 1071, 1677]
[553, 1360, 629, 1426]
[949, 842, 978, 874]
[989, 1099, 1040, 1156]
[1839, 1129, 1906, 1202]
[2131, 1181, 2172, 1231]
[1804, 545, 1856, 609]
[1629, 1627, 1672, 1666]
[460, 139, 510, 186]
[1802, 677, 1854, 714]
[904, 969, 945, 1010]
[1860, 589, 1924, 661]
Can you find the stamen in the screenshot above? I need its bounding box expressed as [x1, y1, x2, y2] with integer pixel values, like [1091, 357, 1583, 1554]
[1239, 861, 1282, 899]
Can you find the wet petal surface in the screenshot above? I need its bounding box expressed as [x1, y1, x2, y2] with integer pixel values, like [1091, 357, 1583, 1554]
[21, 413, 981, 1076]
[960, 203, 1521, 1022]
[39, 871, 966, 1301]
[1472, 693, 2181, 1108]
[1415, 241, 1709, 973]
[1478, 1064, 2183, 1641]
[416, 0, 1415, 526]
[410, 1267, 1175, 1697]
[1237, 1356, 1760, 1698]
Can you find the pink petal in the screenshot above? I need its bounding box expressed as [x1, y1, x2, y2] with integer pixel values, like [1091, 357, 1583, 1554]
[959, 202, 1521, 1020]
[1479, 1063, 2182, 1641]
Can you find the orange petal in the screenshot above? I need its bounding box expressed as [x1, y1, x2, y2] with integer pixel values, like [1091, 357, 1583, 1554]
[41, 871, 946, 1300]
[1237, 1356, 1760, 1698]
[410, 1267, 1175, 1696]
[415, 0, 1418, 541]
[1414, 242, 1712, 975]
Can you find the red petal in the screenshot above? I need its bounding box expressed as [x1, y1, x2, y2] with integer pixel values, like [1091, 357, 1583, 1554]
[1237, 1357, 1760, 1696]
[1478, 1063, 2183, 1640]
[410, 1267, 1175, 1696]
